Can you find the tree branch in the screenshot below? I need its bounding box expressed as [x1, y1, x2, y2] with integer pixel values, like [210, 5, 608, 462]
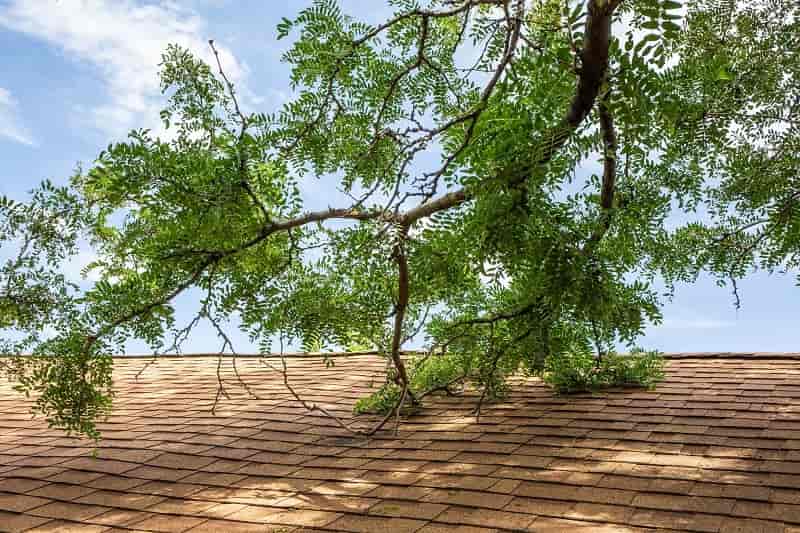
[584, 80, 618, 252]
[71, 0, 624, 433]
[397, 0, 622, 223]
[208, 40, 271, 224]
[389, 224, 414, 400]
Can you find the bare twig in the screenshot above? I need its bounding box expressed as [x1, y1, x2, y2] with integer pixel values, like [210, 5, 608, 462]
[212, 352, 230, 415]
[207, 311, 259, 415]
[209, 39, 271, 224]
[473, 324, 536, 421]
[259, 338, 411, 437]
[416, 372, 469, 401]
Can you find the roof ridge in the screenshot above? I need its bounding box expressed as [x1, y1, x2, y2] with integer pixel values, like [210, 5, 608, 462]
[662, 351, 800, 359]
[91, 350, 800, 360]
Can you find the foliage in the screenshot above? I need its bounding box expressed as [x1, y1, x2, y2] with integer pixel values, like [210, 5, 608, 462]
[0, 181, 84, 336]
[0, 181, 113, 438]
[1, 0, 798, 437]
[354, 352, 470, 415]
[353, 383, 401, 415]
[542, 346, 665, 393]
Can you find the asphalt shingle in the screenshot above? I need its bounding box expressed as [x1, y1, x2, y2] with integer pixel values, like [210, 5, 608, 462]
[1, 353, 800, 532]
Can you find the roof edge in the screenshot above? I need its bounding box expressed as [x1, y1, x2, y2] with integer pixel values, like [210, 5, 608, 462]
[661, 351, 800, 359]
[4, 351, 799, 360]
[101, 351, 800, 360]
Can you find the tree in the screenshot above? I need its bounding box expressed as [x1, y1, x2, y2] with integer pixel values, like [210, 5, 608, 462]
[1, 0, 798, 438]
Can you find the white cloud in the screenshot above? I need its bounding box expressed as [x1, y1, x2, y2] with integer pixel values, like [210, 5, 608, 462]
[0, 0, 245, 139]
[0, 87, 35, 146]
[63, 248, 103, 283]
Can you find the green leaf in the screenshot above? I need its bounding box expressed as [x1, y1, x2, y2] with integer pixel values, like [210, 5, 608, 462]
[715, 66, 733, 81]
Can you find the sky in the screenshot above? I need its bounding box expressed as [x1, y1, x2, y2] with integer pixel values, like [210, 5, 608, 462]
[0, 0, 798, 354]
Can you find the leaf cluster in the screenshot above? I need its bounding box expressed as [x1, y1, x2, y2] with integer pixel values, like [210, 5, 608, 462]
[541, 346, 665, 394]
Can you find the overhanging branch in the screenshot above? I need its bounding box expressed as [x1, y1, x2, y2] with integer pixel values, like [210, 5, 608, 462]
[74, 0, 625, 432]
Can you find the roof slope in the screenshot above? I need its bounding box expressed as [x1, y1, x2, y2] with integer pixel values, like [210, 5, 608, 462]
[2, 354, 800, 532]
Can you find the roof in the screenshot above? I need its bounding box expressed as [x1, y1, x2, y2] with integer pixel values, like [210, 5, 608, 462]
[1, 354, 800, 532]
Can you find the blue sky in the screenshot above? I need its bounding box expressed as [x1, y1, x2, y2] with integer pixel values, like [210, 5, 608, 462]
[1, 0, 797, 354]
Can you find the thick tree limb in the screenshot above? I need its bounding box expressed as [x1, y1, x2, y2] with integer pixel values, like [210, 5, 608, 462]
[389, 224, 415, 399]
[404, 0, 621, 220]
[402, 190, 468, 223]
[598, 100, 617, 211]
[566, 0, 619, 128]
[584, 82, 618, 251]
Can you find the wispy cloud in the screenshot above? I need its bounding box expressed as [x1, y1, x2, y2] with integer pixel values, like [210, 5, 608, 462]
[0, 87, 35, 146]
[0, 0, 245, 139]
[62, 247, 103, 284]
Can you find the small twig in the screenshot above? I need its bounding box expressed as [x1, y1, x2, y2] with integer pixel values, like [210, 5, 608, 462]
[208, 39, 271, 224]
[402, 304, 432, 346]
[211, 352, 230, 415]
[135, 304, 206, 381]
[473, 323, 536, 421]
[134, 356, 158, 381]
[416, 373, 469, 401]
[260, 337, 411, 437]
[473, 355, 499, 422]
[207, 312, 259, 405]
[730, 274, 741, 311]
[394, 383, 409, 435]
[591, 318, 604, 367]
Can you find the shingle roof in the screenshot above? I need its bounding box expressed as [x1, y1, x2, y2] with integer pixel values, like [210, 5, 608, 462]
[2, 354, 800, 532]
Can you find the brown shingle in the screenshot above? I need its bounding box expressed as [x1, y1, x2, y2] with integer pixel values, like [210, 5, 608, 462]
[328, 514, 426, 532]
[424, 488, 513, 509]
[0, 492, 51, 513]
[0, 510, 52, 533]
[368, 499, 447, 520]
[76, 489, 167, 510]
[2, 354, 800, 531]
[435, 506, 537, 530]
[90, 508, 154, 527]
[24, 520, 109, 533]
[28, 501, 109, 522]
[129, 513, 208, 532]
